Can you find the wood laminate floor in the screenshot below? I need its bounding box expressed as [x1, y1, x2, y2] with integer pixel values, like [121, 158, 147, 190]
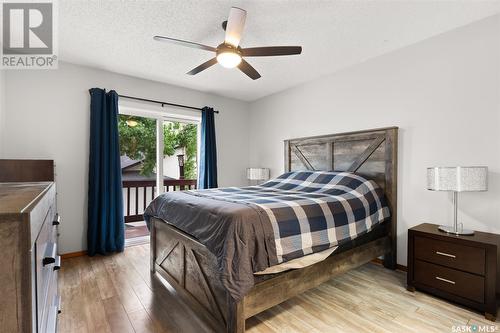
[58, 244, 499, 333]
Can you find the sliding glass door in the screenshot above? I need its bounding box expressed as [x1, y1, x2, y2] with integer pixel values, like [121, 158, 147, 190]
[118, 111, 200, 244]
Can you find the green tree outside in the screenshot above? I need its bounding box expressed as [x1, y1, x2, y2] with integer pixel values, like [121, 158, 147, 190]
[118, 115, 198, 179]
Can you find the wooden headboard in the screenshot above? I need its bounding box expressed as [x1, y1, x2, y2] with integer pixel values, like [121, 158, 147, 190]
[284, 127, 398, 267]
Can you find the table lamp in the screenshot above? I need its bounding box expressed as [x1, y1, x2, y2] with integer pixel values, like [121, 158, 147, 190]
[427, 166, 488, 235]
[247, 168, 270, 185]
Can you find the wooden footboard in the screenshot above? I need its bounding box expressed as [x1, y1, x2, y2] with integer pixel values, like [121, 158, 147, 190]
[151, 217, 230, 332]
[150, 217, 392, 333]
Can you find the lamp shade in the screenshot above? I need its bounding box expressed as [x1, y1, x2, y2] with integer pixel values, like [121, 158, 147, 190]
[427, 166, 488, 192]
[247, 168, 270, 181]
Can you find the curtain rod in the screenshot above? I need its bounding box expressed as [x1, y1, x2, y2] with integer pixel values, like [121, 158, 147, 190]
[118, 94, 219, 113]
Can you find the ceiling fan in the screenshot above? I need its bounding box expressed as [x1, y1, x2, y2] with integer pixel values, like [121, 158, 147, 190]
[153, 7, 302, 80]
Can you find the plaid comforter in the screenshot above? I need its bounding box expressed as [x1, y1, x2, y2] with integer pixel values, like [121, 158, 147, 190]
[188, 171, 390, 263]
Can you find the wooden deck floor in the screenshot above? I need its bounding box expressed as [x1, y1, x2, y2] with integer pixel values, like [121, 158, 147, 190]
[58, 244, 498, 333]
[125, 222, 149, 240]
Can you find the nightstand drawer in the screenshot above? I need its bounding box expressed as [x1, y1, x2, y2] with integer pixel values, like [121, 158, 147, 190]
[415, 260, 484, 303]
[415, 236, 485, 275]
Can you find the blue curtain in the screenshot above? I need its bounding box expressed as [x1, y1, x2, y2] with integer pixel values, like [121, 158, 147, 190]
[87, 88, 124, 256]
[198, 107, 218, 189]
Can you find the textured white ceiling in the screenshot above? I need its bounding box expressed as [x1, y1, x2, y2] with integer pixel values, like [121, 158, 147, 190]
[59, 1, 500, 101]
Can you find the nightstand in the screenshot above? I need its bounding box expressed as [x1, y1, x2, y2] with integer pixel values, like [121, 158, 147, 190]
[407, 223, 500, 321]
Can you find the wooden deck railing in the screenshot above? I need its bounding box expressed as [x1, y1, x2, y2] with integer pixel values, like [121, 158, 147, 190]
[122, 179, 197, 223]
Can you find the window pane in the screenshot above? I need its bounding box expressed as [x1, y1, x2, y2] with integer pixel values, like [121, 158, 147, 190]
[162, 120, 198, 181]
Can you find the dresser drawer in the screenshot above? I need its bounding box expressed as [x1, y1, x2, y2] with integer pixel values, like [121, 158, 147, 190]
[415, 260, 484, 303]
[30, 184, 56, 245]
[41, 263, 60, 333]
[414, 236, 485, 275]
[35, 205, 59, 333]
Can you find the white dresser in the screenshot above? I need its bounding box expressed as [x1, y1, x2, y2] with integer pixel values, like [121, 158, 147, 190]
[0, 160, 60, 332]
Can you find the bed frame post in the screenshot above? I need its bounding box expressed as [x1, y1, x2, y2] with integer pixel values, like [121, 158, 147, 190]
[383, 127, 398, 270]
[227, 297, 245, 333]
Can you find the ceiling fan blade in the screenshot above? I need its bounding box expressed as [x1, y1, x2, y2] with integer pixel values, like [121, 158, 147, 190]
[241, 46, 302, 57]
[187, 58, 218, 75]
[238, 59, 261, 80]
[154, 36, 216, 52]
[225, 7, 247, 47]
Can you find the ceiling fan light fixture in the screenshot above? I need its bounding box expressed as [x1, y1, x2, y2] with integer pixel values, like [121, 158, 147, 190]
[216, 51, 242, 68]
[153, 7, 301, 79]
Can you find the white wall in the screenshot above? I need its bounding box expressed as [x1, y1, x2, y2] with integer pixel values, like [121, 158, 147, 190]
[2, 62, 250, 254]
[248, 15, 500, 266]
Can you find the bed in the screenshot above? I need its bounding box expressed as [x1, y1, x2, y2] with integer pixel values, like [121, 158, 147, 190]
[146, 127, 398, 332]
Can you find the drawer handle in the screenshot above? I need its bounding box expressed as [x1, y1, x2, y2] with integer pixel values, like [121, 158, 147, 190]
[55, 294, 62, 314]
[436, 251, 456, 258]
[435, 276, 456, 285]
[53, 255, 61, 271]
[43, 243, 57, 266]
[53, 214, 61, 226]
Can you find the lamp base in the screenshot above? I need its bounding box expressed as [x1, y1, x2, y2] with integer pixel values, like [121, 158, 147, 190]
[438, 225, 475, 236]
